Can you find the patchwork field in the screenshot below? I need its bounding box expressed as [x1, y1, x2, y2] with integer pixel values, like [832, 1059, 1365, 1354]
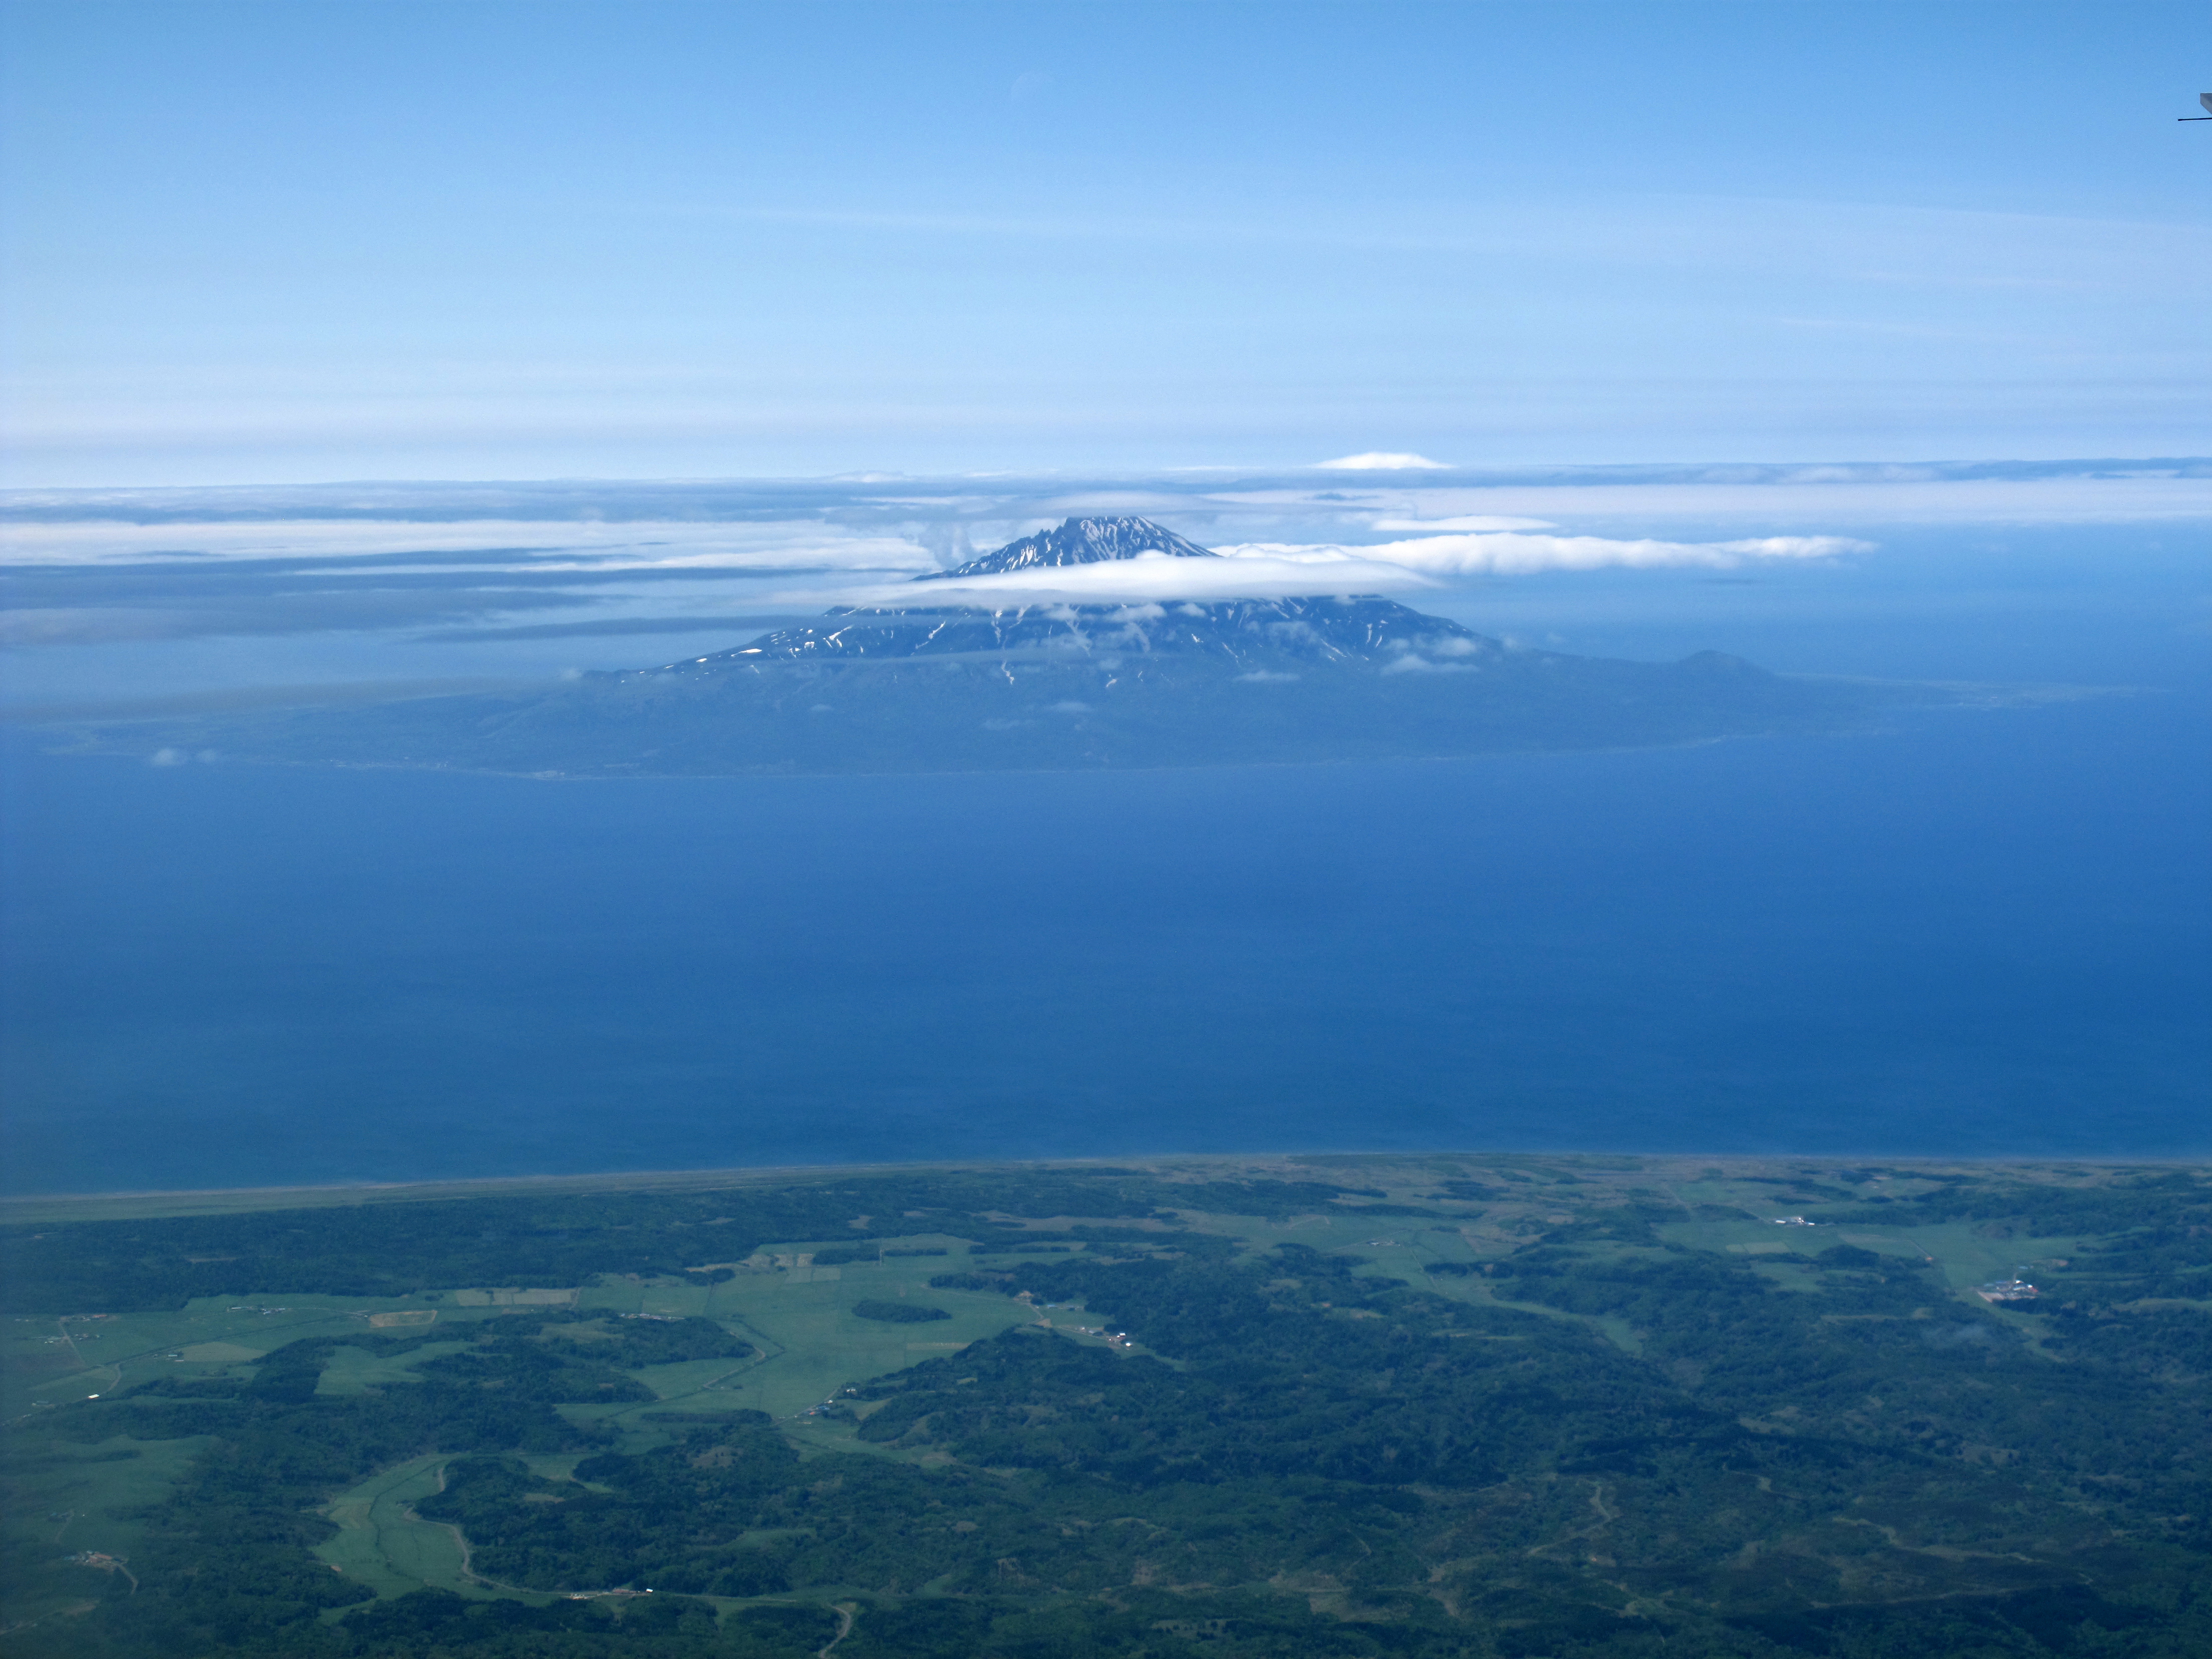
[5, 1230, 1055, 1620]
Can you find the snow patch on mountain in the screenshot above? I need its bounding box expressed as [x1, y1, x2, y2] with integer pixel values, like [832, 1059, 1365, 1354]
[922, 516, 1217, 578]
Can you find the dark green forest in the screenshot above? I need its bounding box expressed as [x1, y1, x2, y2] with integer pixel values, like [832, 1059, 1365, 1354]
[3, 1159, 2208, 1657]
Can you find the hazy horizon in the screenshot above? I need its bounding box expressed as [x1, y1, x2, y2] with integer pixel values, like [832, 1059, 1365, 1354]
[6, 2, 2207, 485]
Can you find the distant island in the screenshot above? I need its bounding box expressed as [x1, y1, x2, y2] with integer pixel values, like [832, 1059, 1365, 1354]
[60, 517, 2001, 776]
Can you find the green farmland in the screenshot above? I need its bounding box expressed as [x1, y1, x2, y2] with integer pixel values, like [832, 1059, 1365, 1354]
[3, 1155, 2208, 1656]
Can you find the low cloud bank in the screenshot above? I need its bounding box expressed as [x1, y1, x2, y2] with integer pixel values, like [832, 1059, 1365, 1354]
[806, 550, 1437, 610]
[0, 517, 923, 573]
[775, 524, 1864, 610]
[9, 460, 2200, 647]
[1221, 530, 1870, 579]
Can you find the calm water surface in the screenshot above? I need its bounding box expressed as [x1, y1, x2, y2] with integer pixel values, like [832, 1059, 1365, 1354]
[3, 689, 2204, 1195]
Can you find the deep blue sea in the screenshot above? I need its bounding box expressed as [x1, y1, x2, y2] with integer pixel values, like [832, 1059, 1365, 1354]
[3, 695, 2205, 1195]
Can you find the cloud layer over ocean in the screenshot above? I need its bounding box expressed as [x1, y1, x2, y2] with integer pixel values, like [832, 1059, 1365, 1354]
[1, 458, 2204, 711]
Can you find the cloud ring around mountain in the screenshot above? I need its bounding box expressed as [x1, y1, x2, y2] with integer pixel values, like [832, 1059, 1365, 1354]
[787, 550, 1440, 610]
[1227, 531, 1873, 578]
[786, 530, 1869, 609]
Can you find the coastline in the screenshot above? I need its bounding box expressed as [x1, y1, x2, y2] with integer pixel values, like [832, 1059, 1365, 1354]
[4, 1148, 2198, 1227]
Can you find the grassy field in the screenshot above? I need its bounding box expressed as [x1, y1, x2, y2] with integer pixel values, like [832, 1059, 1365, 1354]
[0, 1157, 1145, 1227]
[316, 1454, 480, 1603]
[1, 1231, 1051, 1594]
[0, 1154, 2142, 1431]
[0, 1149, 2095, 1227]
[278, 1239, 1047, 1601]
[3, 1293, 464, 1424]
[0, 1430, 209, 1633]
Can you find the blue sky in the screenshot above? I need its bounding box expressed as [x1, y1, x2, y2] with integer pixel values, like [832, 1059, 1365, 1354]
[2, 0, 2207, 484]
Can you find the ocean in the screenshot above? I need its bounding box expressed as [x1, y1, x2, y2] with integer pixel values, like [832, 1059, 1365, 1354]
[3, 691, 2203, 1195]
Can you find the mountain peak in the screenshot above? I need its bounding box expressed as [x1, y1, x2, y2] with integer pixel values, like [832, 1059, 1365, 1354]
[925, 516, 1217, 580]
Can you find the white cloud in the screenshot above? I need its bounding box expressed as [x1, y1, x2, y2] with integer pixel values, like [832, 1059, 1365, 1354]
[1215, 530, 1867, 581]
[1369, 514, 1559, 532]
[1372, 530, 1868, 574]
[1315, 474, 2212, 528]
[796, 549, 1438, 610]
[0, 517, 934, 572]
[762, 522, 1866, 610]
[1315, 452, 1451, 471]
